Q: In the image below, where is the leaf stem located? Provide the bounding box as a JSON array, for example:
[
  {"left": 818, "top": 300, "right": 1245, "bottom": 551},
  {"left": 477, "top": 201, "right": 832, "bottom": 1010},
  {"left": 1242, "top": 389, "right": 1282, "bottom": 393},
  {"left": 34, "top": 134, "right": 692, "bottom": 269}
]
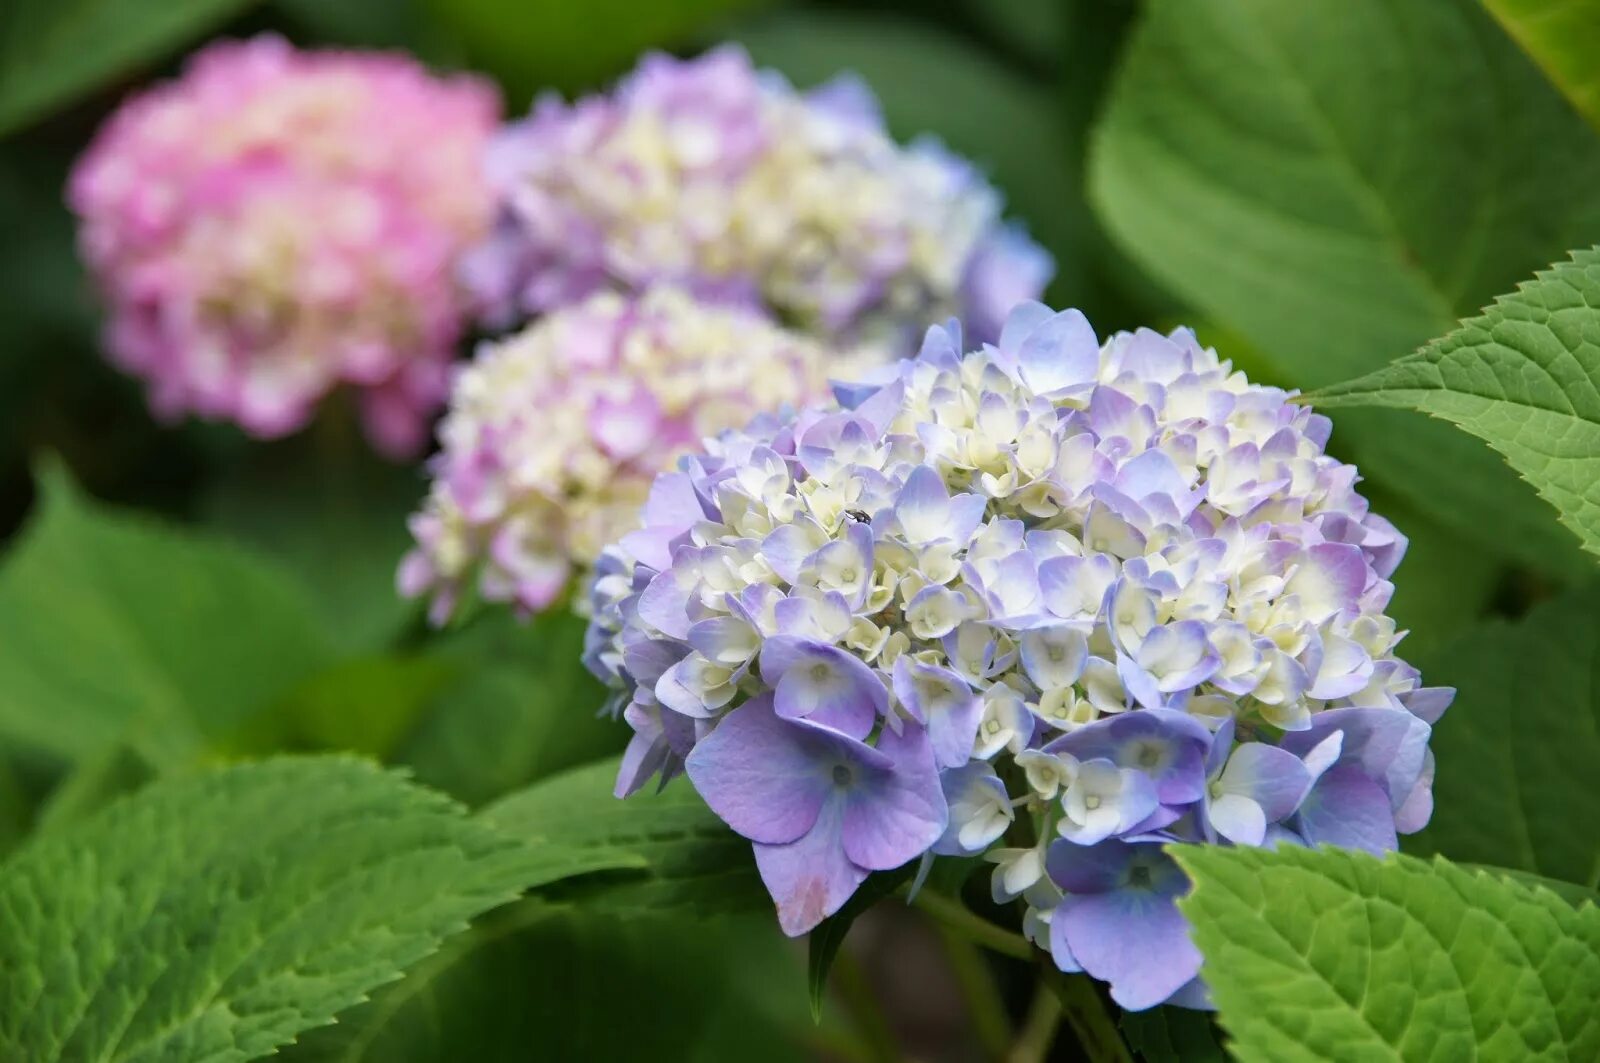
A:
[
  {"left": 909, "top": 889, "right": 1034, "bottom": 961},
  {"left": 934, "top": 924, "right": 1012, "bottom": 1058},
  {"left": 1043, "top": 967, "right": 1133, "bottom": 1063},
  {"left": 1007, "top": 982, "right": 1062, "bottom": 1063}
]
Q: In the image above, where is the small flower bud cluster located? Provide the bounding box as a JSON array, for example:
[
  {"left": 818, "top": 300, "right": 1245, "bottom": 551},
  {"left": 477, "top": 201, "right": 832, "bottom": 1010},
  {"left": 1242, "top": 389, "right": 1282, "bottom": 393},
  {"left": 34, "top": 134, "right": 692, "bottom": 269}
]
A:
[
  {"left": 584, "top": 303, "right": 1452, "bottom": 1010},
  {"left": 461, "top": 45, "right": 1051, "bottom": 359},
  {"left": 69, "top": 35, "right": 500, "bottom": 457},
  {"left": 401, "top": 287, "right": 831, "bottom": 621}
]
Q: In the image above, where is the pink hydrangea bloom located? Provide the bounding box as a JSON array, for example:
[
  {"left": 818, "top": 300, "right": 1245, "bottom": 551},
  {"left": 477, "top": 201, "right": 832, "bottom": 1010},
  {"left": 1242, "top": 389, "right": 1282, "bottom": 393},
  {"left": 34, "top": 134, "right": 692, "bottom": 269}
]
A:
[
  {"left": 399, "top": 286, "right": 832, "bottom": 622},
  {"left": 69, "top": 35, "right": 500, "bottom": 457}
]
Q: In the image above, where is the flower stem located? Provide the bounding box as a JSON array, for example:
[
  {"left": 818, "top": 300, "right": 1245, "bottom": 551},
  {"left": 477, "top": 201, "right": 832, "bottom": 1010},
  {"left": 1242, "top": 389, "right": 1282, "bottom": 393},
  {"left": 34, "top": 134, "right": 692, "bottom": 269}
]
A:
[
  {"left": 909, "top": 889, "right": 1033, "bottom": 961},
  {"left": 830, "top": 946, "right": 901, "bottom": 1063},
  {"left": 1007, "top": 982, "right": 1062, "bottom": 1063},
  {"left": 934, "top": 924, "right": 1012, "bottom": 1059},
  {"left": 1043, "top": 967, "right": 1133, "bottom": 1063}
]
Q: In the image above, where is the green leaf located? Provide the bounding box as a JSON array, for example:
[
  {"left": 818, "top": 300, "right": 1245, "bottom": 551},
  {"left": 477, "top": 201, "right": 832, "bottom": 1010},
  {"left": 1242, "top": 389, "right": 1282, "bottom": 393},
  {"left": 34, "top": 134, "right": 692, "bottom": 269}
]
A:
[
  {"left": 283, "top": 903, "right": 814, "bottom": 1063},
  {"left": 0, "top": 0, "right": 259, "bottom": 137},
  {"left": 481, "top": 756, "right": 768, "bottom": 915},
  {"left": 734, "top": 11, "right": 1089, "bottom": 308},
  {"left": 1315, "top": 247, "right": 1600, "bottom": 560},
  {"left": 1405, "top": 584, "right": 1600, "bottom": 890},
  {"left": 0, "top": 756, "right": 642, "bottom": 1063},
  {"left": 0, "top": 463, "right": 335, "bottom": 766},
  {"left": 424, "top": 0, "right": 770, "bottom": 101},
  {"left": 1120, "top": 1005, "right": 1225, "bottom": 1063},
  {"left": 806, "top": 865, "right": 916, "bottom": 1021},
  {"left": 232, "top": 653, "right": 462, "bottom": 760},
  {"left": 202, "top": 428, "right": 425, "bottom": 651},
  {"left": 396, "top": 611, "right": 620, "bottom": 805},
  {"left": 1089, "top": 0, "right": 1600, "bottom": 577},
  {"left": 1176, "top": 845, "right": 1600, "bottom": 1061},
  {"left": 1485, "top": 0, "right": 1600, "bottom": 132}
]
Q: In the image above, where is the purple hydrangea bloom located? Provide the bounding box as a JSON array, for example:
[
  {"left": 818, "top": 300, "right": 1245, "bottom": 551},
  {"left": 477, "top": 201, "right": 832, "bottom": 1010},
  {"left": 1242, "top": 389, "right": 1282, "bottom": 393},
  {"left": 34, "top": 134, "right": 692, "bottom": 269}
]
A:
[
  {"left": 461, "top": 45, "right": 1051, "bottom": 361},
  {"left": 1047, "top": 839, "right": 1203, "bottom": 1011},
  {"left": 686, "top": 694, "right": 946, "bottom": 934},
  {"left": 585, "top": 303, "right": 1452, "bottom": 1006}
]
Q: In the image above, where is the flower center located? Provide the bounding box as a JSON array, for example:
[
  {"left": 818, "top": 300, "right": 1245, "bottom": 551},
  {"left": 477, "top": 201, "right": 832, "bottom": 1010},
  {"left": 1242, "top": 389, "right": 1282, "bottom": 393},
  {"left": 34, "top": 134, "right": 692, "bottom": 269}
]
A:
[
  {"left": 1127, "top": 864, "right": 1153, "bottom": 889},
  {"left": 832, "top": 764, "right": 852, "bottom": 787},
  {"left": 811, "top": 663, "right": 831, "bottom": 682}
]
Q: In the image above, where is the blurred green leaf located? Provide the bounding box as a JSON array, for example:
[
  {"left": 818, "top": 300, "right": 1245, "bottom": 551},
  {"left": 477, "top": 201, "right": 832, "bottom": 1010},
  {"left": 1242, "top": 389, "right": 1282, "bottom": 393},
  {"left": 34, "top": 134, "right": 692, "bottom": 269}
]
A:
[
  {"left": 1485, "top": 0, "right": 1600, "bottom": 132},
  {"left": 396, "top": 610, "right": 621, "bottom": 805},
  {"left": 0, "top": 0, "right": 259, "bottom": 137},
  {"left": 482, "top": 756, "right": 769, "bottom": 915},
  {"left": 233, "top": 652, "right": 462, "bottom": 759},
  {"left": 1316, "top": 248, "right": 1600, "bottom": 561},
  {"left": 0, "top": 756, "right": 638, "bottom": 1063},
  {"left": 735, "top": 11, "right": 1088, "bottom": 308},
  {"left": 962, "top": 0, "right": 1064, "bottom": 70},
  {"left": 1090, "top": 0, "right": 1600, "bottom": 579},
  {"left": 424, "top": 0, "right": 769, "bottom": 102},
  {"left": 0, "top": 461, "right": 335, "bottom": 767},
  {"left": 1177, "top": 845, "right": 1600, "bottom": 1060},
  {"left": 285, "top": 903, "right": 814, "bottom": 1063},
  {"left": 202, "top": 423, "right": 424, "bottom": 651},
  {"left": 272, "top": 0, "right": 441, "bottom": 54},
  {"left": 1406, "top": 585, "right": 1600, "bottom": 890}
]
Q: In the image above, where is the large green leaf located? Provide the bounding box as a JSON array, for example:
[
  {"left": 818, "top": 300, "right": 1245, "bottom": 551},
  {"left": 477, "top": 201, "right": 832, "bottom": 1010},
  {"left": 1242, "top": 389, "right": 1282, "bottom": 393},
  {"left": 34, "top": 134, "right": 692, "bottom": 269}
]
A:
[
  {"left": 202, "top": 431, "right": 424, "bottom": 652},
  {"left": 1089, "top": 0, "right": 1600, "bottom": 576},
  {"left": 735, "top": 11, "right": 1088, "bottom": 309},
  {"left": 1316, "top": 248, "right": 1600, "bottom": 559},
  {"left": 0, "top": 756, "right": 642, "bottom": 1063},
  {"left": 482, "top": 757, "right": 767, "bottom": 916},
  {"left": 1406, "top": 585, "right": 1600, "bottom": 890},
  {"left": 284, "top": 903, "right": 814, "bottom": 1063},
  {"left": 395, "top": 610, "right": 620, "bottom": 805},
  {"left": 0, "top": 0, "right": 258, "bottom": 137},
  {"left": 1176, "top": 845, "right": 1600, "bottom": 1061},
  {"left": 0, "top": 464, "right": 335, "bottom": 766},
  {"left": 1485, "top": 0, "right": 1600, "bottom": 132}
]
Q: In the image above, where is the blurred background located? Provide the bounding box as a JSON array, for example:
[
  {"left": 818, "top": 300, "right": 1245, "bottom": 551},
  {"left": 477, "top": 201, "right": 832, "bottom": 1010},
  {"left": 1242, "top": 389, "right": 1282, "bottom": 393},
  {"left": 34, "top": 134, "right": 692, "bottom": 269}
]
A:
[{"left": 0, "top": 0, "right": 1589, "bottom": 1058}]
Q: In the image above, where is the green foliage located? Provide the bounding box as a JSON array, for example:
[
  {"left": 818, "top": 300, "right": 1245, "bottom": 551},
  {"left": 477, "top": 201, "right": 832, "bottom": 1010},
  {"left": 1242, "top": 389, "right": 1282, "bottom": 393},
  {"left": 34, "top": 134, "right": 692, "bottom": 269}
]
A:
[
  {"left": 1176, "top": 845, "right": 1600, "bottom": 1061},
  {"left": 202, "top": 431, "right": 425, "bottom": 652},
  {"left": 0, "top": 463, "right": 334, "bottom": 767},
  {"left": 1119, "top": 1006, "right": 1225, "bottom": 1063},
  {"left": 1316, "top": 247, "right": 1600, "bottom": 560},
  {"left": 806, "top": 865, "right": 916, "bottom": 1021},
  {"left": 424, "top": 0, "right": 770, "bottom": 102},
  {"left": 1090, "top": 0, "right": 1600, "bottom": 577},
  {"left": 0, "top": 756, "right": 641, "bottom": 1063},
  {"left": 1405, "top": 585, "right": 1600, "bottom": 890},
  {"left": 1486, "top": 0, "right": 1600, "bottom": 132},
  {"left": 0, "top": 0, "right": 258, "bottom": 137},
  {"left": 285, "top": 903, "right": 814, "bottom": 1063},
  {"left": 395, "top": 611, "right": 621, "bottom": 805},
  {"left": 482, "top": 757, "right": 767, "bottom": 915}
]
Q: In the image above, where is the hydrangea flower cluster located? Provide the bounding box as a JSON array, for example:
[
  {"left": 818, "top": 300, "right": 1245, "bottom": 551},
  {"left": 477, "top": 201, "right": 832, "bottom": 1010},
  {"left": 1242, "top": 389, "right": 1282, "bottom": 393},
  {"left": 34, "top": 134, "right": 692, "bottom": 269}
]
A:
[
  {"left": 584, "top": 303, "right": 1452, "bottom": 1010},
  {"left": 69, "top": 35, "right": 500, "bottom": 457},
  {"left": 461, "top": 45, "right": 1051, "bottom": 360},
  {"left": 401, "top": 286, "right": 831, "bottom": 622}
]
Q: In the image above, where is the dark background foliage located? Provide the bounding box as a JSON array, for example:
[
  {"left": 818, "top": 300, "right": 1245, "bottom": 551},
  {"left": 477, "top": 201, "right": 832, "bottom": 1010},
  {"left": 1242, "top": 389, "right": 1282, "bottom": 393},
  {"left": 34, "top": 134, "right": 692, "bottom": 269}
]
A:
[{"left": 2, "top": 0, "right": 1597, "bottom": 1059}]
